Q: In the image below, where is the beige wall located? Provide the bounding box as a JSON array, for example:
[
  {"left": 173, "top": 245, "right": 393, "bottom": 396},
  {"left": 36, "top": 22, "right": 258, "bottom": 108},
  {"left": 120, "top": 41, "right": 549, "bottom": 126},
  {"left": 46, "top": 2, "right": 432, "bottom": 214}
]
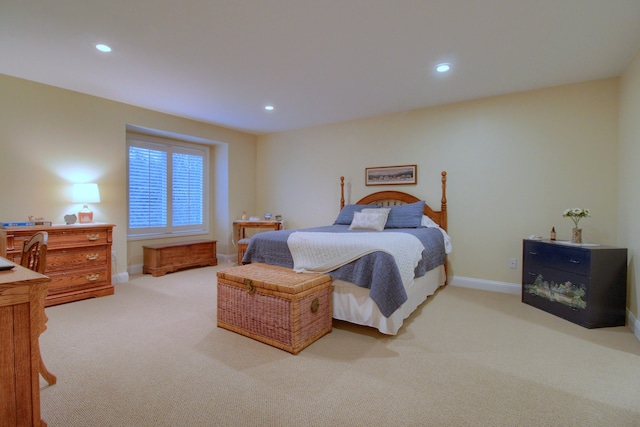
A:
[
  {"left": 619, "top": 48, "right": 640, "bottom": 321},
  {"left": 2, "top": 69, "right": 635, "bottom": 323},
  {"left": 0, "top": 74, "right": 257, "bottom": 276},
  {"left": 257, "top": 78, "right": 620, "bottom": 287}
]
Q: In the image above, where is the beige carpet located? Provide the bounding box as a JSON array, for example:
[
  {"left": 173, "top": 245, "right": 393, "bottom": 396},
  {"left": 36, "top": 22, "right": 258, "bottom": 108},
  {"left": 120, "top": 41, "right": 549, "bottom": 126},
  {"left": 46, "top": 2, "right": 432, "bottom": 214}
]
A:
[{"left": 39, "top": 263, "right": 640, "bottom": 426}]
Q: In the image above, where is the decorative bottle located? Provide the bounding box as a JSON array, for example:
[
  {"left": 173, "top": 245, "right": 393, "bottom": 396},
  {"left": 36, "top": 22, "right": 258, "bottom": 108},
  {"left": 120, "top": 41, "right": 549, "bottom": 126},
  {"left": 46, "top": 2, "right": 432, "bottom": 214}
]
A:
[
  {"left": 550, "top": 227, "right": 556, "bottom": 241},
  {"left": 242, "top": 211, "right": 247, "bottom": 220}
]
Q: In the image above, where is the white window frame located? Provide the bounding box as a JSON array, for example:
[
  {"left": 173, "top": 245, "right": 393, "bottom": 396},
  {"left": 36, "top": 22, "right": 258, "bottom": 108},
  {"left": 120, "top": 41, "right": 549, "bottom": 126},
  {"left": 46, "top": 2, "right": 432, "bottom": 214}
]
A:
[{"left": 127, "top": 133, "right": 210, "bottom": 240}]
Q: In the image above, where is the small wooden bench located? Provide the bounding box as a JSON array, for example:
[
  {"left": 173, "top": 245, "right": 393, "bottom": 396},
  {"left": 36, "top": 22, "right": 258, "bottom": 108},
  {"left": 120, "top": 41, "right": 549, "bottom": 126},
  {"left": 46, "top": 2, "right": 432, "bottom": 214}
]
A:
[{"left": 143, "top": 240, "right": 217, "bottom": 277}]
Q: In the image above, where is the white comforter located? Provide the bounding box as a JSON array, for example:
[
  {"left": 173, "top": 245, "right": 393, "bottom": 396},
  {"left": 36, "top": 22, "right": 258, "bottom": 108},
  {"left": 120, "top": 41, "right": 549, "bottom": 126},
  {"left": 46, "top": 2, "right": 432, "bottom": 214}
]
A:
[{"left": 287, "top": 231, "right": 425, "bottom": 287}]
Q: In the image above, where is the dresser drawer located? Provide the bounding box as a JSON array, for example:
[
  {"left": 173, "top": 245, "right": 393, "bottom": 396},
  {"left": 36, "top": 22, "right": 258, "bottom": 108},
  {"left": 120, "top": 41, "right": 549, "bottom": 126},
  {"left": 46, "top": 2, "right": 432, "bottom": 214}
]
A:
[
  {"left": 45, "top": 227, "right": 111, "bottom": 248},
  {"left": 523, "top": 264, "right": 588, "bottom": 307},
  {"left": 9, "top": 227, "right": 111, "bottom": 252},
  {"left": 523, "top": 241, "right": 589, "bottom": 276},
  {"left": 47, "top": 266, "right": 109, "bottom": 294},
  {"left": 46, "top": 246, "right": 108, "bottom": 272}
]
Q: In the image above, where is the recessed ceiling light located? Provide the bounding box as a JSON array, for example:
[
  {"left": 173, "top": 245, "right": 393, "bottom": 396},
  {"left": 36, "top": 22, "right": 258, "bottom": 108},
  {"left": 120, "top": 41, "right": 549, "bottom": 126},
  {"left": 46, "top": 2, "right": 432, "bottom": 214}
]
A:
[
  {"left": 436, "top": 63, "right": 450, "bottom": 73},
  {"left": 264, "top": 105, "right": 274, "bottom": 111},
  {"left": 96, "top": 44, "right": 112, "bottom": 53}
]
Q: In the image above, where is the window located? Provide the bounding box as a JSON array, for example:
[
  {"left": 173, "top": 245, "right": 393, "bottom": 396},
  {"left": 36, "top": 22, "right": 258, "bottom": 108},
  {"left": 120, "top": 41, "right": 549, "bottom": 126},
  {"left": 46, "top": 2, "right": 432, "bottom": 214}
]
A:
[{"left": 127, "top": 133, "right": 209, "bottom": 239}]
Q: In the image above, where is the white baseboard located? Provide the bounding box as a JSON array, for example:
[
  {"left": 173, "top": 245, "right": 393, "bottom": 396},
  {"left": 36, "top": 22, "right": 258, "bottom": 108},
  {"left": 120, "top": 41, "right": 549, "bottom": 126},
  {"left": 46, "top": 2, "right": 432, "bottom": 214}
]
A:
[
  {"left": 128, "top": 264, "right": 143, "bottom": 276},
  {"left": 112, "top": 272, "right": 130, "bottom": 284},
  {"left": 449, "top": 275, "right": 521, "bottom": 295},
  {"left": 217, "top": 253, "right": 235, "bottom": 264},
  {"left": 629, "top": 309, "right": 640, "bottom": 342}
]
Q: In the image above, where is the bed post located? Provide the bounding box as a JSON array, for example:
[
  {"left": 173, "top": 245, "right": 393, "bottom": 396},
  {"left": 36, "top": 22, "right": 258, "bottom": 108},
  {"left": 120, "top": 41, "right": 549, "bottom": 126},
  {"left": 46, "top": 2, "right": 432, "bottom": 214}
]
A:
[
  {"left": 441, "top": 171, "right": 447, "bottom": 231},
  {"left": 340, "top": 176, "right": 345, "bottom": 210}
]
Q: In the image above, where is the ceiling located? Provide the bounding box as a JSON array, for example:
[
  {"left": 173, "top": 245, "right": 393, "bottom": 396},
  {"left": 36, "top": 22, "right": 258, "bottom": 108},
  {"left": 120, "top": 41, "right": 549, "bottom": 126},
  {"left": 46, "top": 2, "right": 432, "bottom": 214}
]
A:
[{"left": 2, "top": 1, "right": 640, "bottom": 135}]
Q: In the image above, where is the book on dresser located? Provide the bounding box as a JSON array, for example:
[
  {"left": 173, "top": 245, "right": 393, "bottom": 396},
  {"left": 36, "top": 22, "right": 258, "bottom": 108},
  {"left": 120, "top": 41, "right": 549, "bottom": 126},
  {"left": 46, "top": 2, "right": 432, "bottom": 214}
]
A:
[{"left": 0, "top": 223, "right": 115, "bottom": 306}]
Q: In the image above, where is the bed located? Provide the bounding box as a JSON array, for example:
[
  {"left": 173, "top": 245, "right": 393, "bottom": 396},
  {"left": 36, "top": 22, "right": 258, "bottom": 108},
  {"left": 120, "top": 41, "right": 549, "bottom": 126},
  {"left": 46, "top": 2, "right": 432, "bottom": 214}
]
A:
[{"left": 242, "top": 171, "right": 450, "bottom": 335}]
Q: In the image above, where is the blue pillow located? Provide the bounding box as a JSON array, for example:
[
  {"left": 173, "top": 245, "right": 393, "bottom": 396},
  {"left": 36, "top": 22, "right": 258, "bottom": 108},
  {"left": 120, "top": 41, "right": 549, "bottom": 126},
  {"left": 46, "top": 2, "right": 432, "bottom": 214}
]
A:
[
  {"left": 334, "top": 204, "right": 380, "bottom": 225},
  {"left": 385, "top": 201, "right": 425, "bottom": 228}
]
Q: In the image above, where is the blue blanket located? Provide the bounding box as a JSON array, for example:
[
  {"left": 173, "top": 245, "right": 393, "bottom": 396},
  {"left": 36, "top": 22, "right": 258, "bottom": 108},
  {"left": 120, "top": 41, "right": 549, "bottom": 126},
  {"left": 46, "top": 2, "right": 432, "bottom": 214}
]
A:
[{"left": 242, "top": 225, "right": 445, "bottom": 317}]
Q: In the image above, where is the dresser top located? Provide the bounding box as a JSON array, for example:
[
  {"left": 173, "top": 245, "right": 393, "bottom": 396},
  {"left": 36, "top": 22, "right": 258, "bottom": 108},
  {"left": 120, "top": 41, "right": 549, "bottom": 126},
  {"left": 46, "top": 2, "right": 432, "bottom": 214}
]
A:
[
  {"left": 524, "top": 239, "right": 625, "bottom": 251},
  {"left": 0, "top": 223, "right": 115, "bottom": 233}
]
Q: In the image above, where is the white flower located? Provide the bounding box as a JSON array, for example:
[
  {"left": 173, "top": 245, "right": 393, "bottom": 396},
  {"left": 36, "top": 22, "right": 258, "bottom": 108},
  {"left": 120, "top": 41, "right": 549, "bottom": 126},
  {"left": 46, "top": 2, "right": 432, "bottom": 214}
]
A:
[{"left": 563, "top": 207, "right": 591, "bottom": 228}]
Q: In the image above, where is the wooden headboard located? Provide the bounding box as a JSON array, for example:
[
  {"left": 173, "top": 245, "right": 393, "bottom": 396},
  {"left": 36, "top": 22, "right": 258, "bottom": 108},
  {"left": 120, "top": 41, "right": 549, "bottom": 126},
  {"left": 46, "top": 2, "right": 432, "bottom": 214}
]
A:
[{"left": 339, "top": 171, "right": 448, "bottom": 231}]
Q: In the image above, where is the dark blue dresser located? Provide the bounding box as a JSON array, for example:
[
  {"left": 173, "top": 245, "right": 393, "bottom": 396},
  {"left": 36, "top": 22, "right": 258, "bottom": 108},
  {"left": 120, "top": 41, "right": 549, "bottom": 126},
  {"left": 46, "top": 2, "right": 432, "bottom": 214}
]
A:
[{"left": 522, "top": 239, "right": 627, "bottom": 328}]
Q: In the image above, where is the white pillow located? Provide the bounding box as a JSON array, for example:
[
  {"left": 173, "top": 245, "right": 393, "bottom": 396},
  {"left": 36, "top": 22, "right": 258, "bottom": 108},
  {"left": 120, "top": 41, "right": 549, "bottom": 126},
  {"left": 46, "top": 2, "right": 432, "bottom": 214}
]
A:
[
  {"left": 349, "top": 211, "right": 389, "bottom": 231},
  {"left": 362, "top": 208, "right": 390, "bottom": 227},
  {"left": 362, "top": 207, "right": 390, "bottom": 217},
  {"left": 421, "top": 215, "right": 439, "bottom": 228}
]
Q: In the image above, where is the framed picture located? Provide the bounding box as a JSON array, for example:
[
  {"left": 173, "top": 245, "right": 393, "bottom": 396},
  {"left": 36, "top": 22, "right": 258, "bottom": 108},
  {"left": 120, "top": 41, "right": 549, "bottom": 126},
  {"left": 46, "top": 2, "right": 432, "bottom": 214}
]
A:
[{"left": 365, "top": 164, "right": 417, "bottom": 186}]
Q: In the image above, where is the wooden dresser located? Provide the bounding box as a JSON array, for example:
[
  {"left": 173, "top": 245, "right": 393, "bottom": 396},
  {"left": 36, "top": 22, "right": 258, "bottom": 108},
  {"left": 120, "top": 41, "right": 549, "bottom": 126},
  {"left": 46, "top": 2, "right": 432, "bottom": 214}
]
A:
[
  {"left": 522, "top": 239, "right": 627, "bottom": 328},
  {"left": 0, "top": 223, "right": 115, "bottom": 306},
  {"left": 1, "top": 260, "right": 50, "bottom": 426}
]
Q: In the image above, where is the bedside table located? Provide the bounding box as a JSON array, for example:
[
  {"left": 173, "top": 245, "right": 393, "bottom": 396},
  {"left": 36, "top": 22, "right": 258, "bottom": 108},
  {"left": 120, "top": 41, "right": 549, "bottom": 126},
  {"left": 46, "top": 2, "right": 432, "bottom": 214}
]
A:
[
  {"left": 233, "top": 220, "right": 283, "bottom": 242},
  {"left": 522, "top": 239, "right": 627, "bottom": 328},
  {"left": 233, "top": 220, "right": 283, "bottom": 265}
]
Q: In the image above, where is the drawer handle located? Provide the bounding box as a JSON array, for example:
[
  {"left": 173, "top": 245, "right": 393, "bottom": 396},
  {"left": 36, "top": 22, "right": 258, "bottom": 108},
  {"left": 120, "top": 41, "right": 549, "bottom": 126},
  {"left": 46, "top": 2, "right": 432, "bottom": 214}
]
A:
[
  {"left": 569, "top": 259, "right": 581, "bottom": 264},
  {"left": 87, "top": 273, "right": 100, "bottom": 281},
  {"left": 528, "top": 251, "right": 538, "bottom": 256},
  {"left": 310, "top": 298, "right": 319, "bottom": 313},
  {"left": 87, "top": 233, "right": 100, "bottom": 241},
  {"left": 86, "top": 253, "right": 100, "bottom": 261}
]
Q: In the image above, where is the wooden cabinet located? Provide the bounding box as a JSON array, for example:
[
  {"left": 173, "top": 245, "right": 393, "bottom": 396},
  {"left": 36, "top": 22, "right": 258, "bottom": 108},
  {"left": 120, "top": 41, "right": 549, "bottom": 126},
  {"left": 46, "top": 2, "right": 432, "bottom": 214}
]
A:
[
  {"left": 143, "top": 239, "right": 217, "bottom": 277},
  {"left": 0, "top": 261, "right": 50, "bottom": 426},
  {"left": 522, "top": 239, "right": 627, "bottom": 328},
  {"left": 0, "top": 224, "right": 115, "bottom": 306}
]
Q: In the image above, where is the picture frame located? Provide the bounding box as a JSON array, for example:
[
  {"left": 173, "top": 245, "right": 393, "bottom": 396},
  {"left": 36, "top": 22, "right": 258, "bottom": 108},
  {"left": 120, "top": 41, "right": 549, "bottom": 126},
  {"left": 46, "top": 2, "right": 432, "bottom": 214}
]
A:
[{"left": 365, "top": 164, "right": 417, "bottom": 186}]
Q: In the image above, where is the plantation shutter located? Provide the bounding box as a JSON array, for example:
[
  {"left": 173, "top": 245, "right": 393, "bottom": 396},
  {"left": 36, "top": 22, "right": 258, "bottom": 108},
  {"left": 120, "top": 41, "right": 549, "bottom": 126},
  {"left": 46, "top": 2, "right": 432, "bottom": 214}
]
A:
[
  {"left": 127, "top": 134, "right": 209, "bottom": 238},
  {"left": 172, "top": 149, "right": 204, "bottom": 227},
  {"left": 128, "top": 145, "right": 168, "bottom": 229}
]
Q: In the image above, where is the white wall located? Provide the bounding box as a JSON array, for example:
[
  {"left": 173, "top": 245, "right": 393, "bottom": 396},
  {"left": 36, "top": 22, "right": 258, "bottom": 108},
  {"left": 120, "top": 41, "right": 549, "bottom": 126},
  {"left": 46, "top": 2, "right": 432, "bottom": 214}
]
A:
[
  {"left": 256, "top": 78, "right": 620, "bottom": 286},
  {"left": 619, "top": 47, "right": 640, "bottom": 322},
  {"left": 0, "top": 74, "right": 257, "bottom": 276}
]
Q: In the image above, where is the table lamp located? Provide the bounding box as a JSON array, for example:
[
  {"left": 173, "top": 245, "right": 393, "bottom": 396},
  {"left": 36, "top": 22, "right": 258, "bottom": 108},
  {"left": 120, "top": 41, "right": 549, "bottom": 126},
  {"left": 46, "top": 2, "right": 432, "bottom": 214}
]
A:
[{"left": 72, "top": 183, "right": 101, "bottom": 223}]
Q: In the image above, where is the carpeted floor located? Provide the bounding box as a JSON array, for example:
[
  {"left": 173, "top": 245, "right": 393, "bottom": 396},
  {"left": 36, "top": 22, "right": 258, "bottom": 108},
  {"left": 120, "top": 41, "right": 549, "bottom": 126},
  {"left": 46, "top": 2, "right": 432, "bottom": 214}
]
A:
[{"left": 39, "top": 263, "right": 640, "bottom": 426}]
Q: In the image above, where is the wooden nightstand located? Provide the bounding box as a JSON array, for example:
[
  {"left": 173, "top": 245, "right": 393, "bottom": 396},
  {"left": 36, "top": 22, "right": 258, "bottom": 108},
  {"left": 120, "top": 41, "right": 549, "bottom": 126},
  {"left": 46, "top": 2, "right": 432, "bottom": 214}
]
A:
[
  {"left": 233, "top": 220, "right": 283, "bottom": 265},
  {"left": 233, "top": 220, "right": 283, "bottom": 242},
  {"left": 522, "top": 239, "right": 627, "bottom": 328}
]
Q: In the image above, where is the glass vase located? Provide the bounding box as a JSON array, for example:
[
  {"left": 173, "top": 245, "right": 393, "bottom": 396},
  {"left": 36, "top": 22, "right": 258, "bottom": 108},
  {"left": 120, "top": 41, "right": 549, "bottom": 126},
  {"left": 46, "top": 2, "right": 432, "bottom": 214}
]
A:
[{"left": 571, "top": 227, "right": 582, "bottom": 244}]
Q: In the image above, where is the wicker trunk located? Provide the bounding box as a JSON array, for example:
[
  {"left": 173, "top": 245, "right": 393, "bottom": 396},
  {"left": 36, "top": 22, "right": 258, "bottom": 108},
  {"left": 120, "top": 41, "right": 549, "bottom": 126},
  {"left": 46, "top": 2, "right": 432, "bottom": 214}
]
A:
[{"left": 216, "top": 263, "right": 333, "bottom": 354}]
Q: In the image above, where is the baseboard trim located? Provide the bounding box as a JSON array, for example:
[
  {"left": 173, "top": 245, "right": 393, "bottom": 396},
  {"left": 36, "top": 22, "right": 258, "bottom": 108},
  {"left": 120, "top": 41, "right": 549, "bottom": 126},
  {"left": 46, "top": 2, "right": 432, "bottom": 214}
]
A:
[
  {"left": 217, "top": 253, "right": 234, "bottom": 264},
  {"left": 449, "top": 275, "right": 521, "bottom": 295},
  {"left": 128, "top": 264, "right": 143, "bottom": 276},
  {"left": 112, "top": 272, "right": 130, "bottom": 284},
  {"left": 628, "top": 309, "right": 640, "bottom": 342}
]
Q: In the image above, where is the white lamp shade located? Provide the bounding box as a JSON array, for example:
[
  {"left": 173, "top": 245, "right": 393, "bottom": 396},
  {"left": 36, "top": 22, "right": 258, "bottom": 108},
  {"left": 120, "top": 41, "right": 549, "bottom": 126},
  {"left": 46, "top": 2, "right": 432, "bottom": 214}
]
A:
[{"left": 72, "top": 183, "right": 101, "bottom": 203}]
